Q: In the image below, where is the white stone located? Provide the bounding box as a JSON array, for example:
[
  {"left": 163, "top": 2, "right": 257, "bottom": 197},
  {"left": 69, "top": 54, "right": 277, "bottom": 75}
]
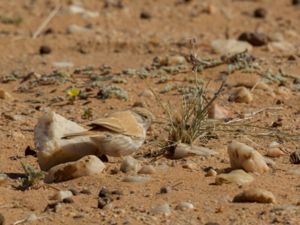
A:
[
  {"left": 215, "top": 169, "right": 254, "bottom": 185},
  {"left": 35, "top": 111, "right": 98, "bottom": 171},
  {"left": 44, "top": 155, "right": 105, "bottom": 183},
  {"left": 51, "top": 190, "right": 73, "bottom": 202},
  {"left": 211, "top": 39, "right": 253, "bottom": 55},
  {"left": 228, "top": 141, "right": 269, "bottom": 174},
  {"left": 150, "top": 203, "right": 171, "bottom": 216},
  {"left": 172, "top": 143, "right": 217, "bottom": 159},
  {"left": 175, "top": 202, "right": 194, "bottom": 211},
  {"left": 120, "top": 156, "right": 141, "bottom": 173},
  {"left": 138, "top": 165, "right": 156, "bottom": 174}
]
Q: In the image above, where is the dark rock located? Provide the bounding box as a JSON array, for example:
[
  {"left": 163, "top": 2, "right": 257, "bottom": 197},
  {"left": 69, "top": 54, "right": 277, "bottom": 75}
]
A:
[
  {"left": 63, "top": 197, "right": 74, "bottom": 204},
  {"left": 160, "top": 186, "right": 172, "bottom": 194},
  {"left": 39, "top": 45, "right": 52, "bottom": 55},
  {"left": 140, "top": 11, "right": 152, "bottom": 19},
  {"left": 24, "top": 146, "right": 37, "bottom": 157},
  {"left": 292, "top": 0, "right": 300, "bottom": 5},
  {"left": 253, "top": 8, "right": 267, "bottom": 18},
  {"left": 238, "top": 32, "right": 269, "bottom": 46},
  {"left": 290, "top": 151, "right": 300, "bottom": 164}
]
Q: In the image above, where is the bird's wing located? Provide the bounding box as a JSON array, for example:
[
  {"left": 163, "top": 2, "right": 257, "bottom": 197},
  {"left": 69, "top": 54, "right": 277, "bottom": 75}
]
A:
[
  {"left": 90, "top": 111, "right": 145, "bottom": 138},
  {"left": 62, "top": 130, "right": 108, "bottom": 139}
]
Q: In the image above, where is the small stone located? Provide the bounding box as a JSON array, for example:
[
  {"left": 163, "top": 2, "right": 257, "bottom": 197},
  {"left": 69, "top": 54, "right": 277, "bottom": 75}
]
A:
[
  {"left": 253, "top": 8, "right": 267, "bottom": 18},
  {"left": 0, "top": 89, "right": 13, "bottom": 100},
  {"left": 120, "top": 156, "right": 141, "bottom": 173},
  {"left": 67, "top": 24, "right": 91, "bottom": 33},
  {"left": 233, "top": 188, "right": 276, "bottom": 203},
  {"left": 208, "top": 103, "right": 231, "bottom": 120},
  {"left": 39, "top": 45, "right": 52, "bottom": 55},
  {"left": 167, "top": 55, "right": 186, "bottom": 66},
  {"left": 290, "top": 151, "right": 300, "bottom": 164},
  {"left": 138, "top": 89, "right": 155, "bottom": 99},
  {"left": 215, "top": 169, "right": 254, "bottom": 185},
  {"left": 172, "top": 143, "right": 217, "bottom": 159},
  {"left": 269, "top": 42, "right": 295, "bottom": 54},
  {"left": 99, "top": 187, "right": 111, "bottom": 198},
  {"left": 266, "top": 148, "right": 285, "bottom": 158},
  {"left": 98, "top": 198, "right": 112, "bottom": 209},
  {"left": 51, "top": 190, "right": 73, "bottom": 202},
  {"left": 44, "top": 155, "right": 105, "bottom": 183},
  {"left": 205, "top": 168, "right": 217, "bottom": 177},
  {"left": 160, "top": 186, "right": 172, "bottom": 194},
  {"left": 0, "top": 174, "right": 8, "bottom": 185},
  {"left": 138, "top": 165, "right": 156, "bottom": 174},
  {"left": 122, "top": 176, "right": 150, "bottom": 183},
  {"left": 228, "top": 141, "right": 269, "bottom": 174},
  {"left": 238, "top": 32, "right": 269, "bottom": 46},
  {"left": 140, "top": 11, "right": 151, "bottom": 19},
  {"left": 211, "top": 39, "right": 252, "bottom": 55},
  {"left": 292, "top": 0, "right": 300, "bottom": 5},
  {"left": 150, "top": 203, "right": 171, "bottom": 216},
  {"left": 175, "top": 202, "right": 194, "bottom": 211},
  {"left": 229, "top": 87, "right": 253, "bottom": 104}
]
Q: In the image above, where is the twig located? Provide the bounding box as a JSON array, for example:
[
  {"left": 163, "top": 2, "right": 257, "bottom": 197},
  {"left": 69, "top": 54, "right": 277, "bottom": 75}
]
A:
[{"left": 32, "top": 4, "right": 61, "bottom": 39}]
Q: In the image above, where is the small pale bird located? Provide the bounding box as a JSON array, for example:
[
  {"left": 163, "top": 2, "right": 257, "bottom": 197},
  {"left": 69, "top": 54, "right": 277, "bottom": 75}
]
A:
[{"left": 63, "top": 107, "right": 154, "bottom": 157}]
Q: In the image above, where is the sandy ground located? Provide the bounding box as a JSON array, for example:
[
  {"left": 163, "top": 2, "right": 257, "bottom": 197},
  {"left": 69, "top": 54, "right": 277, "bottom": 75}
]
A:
[{"left": 1, "top": 0, "right": 300, "bottom": 224}]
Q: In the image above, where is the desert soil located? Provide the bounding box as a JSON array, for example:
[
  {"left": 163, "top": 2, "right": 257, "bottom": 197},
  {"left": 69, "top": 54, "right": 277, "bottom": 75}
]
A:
[{"left": 1, "top": 0, "right": 300, "bottom": 224}]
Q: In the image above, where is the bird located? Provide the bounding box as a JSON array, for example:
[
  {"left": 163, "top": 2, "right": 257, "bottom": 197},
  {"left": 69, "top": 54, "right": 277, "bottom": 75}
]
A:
[{"left": 62, "top": 107, "right": 154, "bottom": 157}]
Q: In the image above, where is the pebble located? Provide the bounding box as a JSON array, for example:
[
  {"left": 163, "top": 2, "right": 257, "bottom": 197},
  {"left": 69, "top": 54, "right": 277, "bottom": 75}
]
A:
[
  {"left": 229, "top": 87, "right": 253, "bottom": 104},
  {"left": 233, "top": 188, "right": 276, "bottom": 203},
  {"left": 167, "top": 55, "right": 186, "bottom": 66},
  {"left": 205, "top": 168, "right": 217, "bottom": 177},
  {"left": 290, "top": 151, "right": 300, "bottom": 164},
  {"left": 160, "top": 186, "right": 172, "bottom": 194},
  {"left": 0, "top": 89, "right": 13, "bottom": 100},
  {"left": 211, "top": 39, "right": 252, "bottom": 55},
  {"left": 150, "top": 203, "right": 171, "bottom": 216},
  {"left": 238, "top": 32, "right": 269, "bottom": 46},
  {"left": 120, "top": 156, "right": 141, "bottom": 173},
  {"left": 172, "top": 143, "right": 217, "bottom": 159},
  {"left": 0, "top": 174, "right": 8, "bottom": 185},
  {"left": 39, "top": 45, "right": 52, "bottom": 55},
  {"left": 140, "top": 11, "right": 152, "bottom": 19},
  {"left": 228, "top": 141, "right": 269, "bottom": 174},
  {"left": 122, "top": 176, "right": 151, "bottom": 183},
  {"left": 215, "top": 169, "right": 254, "bottom": 185},
  {"left": 253, "top": 8, "right": 267, "bottom": 18},
  {"left": 175, "top": 202, "right": 194, "bottom": 211},
  {"left": 138, "top": 165, "right": 156, "bottom": 174},
  {"left": 44, "top": 155, "right": 105, "bottom": 183},
  {"left": 208, "top": 103, "right": 231, "bottom": 120},
  {"left": 67, "top": 24, "right": 91, "bottom": 34},
  {"left": 138, "top": 89, "right": 155, "bottom": 99},
  {"left": 266, "top": 148, "right": 285, "bottom": 158},
  {"left": 51, "top": 190, "right": 73, "bottom": 202}
]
